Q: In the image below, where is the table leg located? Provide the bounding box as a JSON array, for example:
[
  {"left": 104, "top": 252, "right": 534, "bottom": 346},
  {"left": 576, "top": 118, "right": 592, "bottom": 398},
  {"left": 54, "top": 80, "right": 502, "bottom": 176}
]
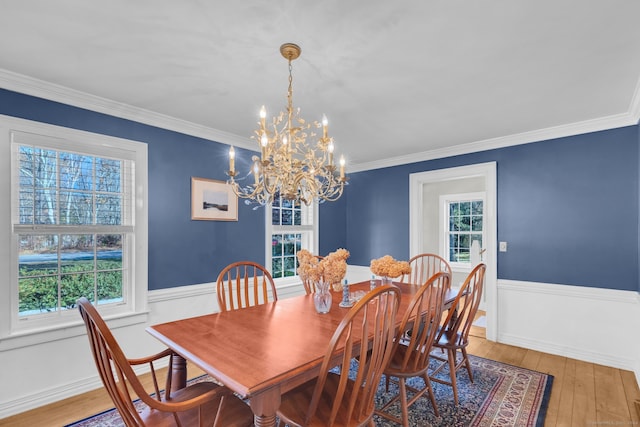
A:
[
  {"left": 249, "top": 386, "right": 281, "bottom": 427},
  {"left": 170, "top": 354, "right": 187, "bottom": 392},
  {"left": 448, "top": 307, "right": 459, "bottom": 329}
]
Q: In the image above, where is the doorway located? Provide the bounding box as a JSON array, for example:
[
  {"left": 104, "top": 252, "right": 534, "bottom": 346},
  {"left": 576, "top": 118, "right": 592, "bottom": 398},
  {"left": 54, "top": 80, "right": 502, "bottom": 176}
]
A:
[{"left": 409, "top": 162, "right": 497, "bottom": 341}]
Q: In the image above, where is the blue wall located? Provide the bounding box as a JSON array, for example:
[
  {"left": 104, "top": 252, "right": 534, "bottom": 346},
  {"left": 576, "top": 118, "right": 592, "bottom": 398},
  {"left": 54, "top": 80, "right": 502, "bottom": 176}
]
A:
[
  {"left": 344, "top": 126, "right": 640, "bottom": 291},
  {"left": 0, "top": 89, "right": 264, "bottom": 290},
  {"left": 3, "top": 89, "right": 639, "bottom": 291}
]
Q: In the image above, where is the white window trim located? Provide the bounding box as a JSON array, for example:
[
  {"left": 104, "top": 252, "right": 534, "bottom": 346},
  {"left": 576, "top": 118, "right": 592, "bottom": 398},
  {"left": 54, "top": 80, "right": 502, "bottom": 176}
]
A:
[
  {"left": 265, "top": 200, "right": 319, "bottom": 287},
  {"left": 439, "top": 191, "right": 485, "bottom": 272},
  {"left": 0, "top": 115, "right": 148, "bottom": 351}
]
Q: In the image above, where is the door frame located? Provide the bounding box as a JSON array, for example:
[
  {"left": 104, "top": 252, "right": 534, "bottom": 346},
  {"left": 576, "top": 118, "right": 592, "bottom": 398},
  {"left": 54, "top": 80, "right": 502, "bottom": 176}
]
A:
[{"left": 409, "top": 162, "right": 497, "bottom": 341}]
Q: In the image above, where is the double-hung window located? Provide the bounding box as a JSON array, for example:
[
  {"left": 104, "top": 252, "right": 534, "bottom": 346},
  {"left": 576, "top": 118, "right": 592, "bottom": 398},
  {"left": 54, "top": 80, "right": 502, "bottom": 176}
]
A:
[
  {"left": 441, "top": 192, "right": 484, "bottom": 268},
  {"left": 266, "top": 194, "right": 317, "bottom": 282},
  {"left": 2, "top": 119, "right": 148, "bottom": 348}
]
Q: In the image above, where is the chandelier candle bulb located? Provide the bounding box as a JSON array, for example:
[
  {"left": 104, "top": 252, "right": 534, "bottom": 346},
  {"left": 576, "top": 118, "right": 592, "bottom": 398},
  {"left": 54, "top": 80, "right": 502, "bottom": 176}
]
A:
[
  {"left": 229, "top": 146, "right": 235, "bottom": 173},
  {"left": 260, "top": 133, "right": 268, "bottom": 160},
  {"left": 340, "top": 155, "right": 345, "bottom": 179},
  {"left": 322, "top": 114, "right": 328, "bottom": 139},
  {"left": 259, "top": 105, "right": 266, "bottom": 128},
  {"left": 328, "top": 140, "right": 334, "bottom": 165},
  {"left": 253, "top": 162, "right": 260, "bottom": 185}
]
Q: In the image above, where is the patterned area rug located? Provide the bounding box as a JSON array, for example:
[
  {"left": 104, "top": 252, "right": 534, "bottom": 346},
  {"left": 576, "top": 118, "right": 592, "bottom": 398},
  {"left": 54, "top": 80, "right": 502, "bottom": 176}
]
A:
[{"left": 66, "top": 355, "right": 552, "bottom": 427}]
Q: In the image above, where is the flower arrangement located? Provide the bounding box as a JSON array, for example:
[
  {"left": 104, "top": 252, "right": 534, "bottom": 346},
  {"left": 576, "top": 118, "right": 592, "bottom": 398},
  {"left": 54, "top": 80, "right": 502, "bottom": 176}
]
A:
[
  {"left": 297, "top": 248, "right": 350, "bottom": 291},
  {"left": 370, "top": 255, "right": 411, "bottom": 278}
]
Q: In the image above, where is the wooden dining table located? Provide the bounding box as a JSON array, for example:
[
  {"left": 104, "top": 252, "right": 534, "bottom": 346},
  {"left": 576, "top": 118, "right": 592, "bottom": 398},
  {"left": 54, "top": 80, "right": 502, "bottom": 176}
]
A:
[{"left": 147, "top": 280, "right": 457, "bottom": 427}]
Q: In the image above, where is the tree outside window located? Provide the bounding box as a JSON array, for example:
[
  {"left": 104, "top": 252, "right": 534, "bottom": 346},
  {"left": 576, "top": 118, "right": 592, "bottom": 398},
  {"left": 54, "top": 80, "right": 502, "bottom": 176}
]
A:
[
  {"left": 268, "top": 193, "right": 315, "bottom": 279},
  {"left": 16, "top": 145, "right": 129, "bottom": 316},
  {"left": 446, "top": 199, "right": 483, "bottom": 264}
]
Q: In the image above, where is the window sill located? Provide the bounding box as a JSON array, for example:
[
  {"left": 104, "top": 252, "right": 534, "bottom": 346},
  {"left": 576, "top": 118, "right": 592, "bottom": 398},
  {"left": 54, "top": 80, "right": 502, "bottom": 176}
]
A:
[
  {"left": 0, "top": 310, "right": 149, "bottom": 352},
  {"left": 450, "top": 263, "right": 473, "bottom": 273}
]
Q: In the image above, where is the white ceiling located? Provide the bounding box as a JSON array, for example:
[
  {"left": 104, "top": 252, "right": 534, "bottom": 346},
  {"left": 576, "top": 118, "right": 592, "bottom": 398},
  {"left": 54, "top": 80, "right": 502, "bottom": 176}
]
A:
[{"left": 1, "top": 1, "right": 640, "bottom": 170}]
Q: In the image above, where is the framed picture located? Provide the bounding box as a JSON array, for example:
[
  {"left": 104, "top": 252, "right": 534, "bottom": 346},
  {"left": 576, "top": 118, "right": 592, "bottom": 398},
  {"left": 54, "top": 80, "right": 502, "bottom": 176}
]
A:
[{"left": 191, "top": 177, "right": 238, "bottom": 221}]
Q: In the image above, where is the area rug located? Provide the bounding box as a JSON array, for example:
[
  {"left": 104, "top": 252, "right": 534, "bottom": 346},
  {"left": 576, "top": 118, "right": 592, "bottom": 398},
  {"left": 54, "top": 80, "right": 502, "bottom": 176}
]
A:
[{"left": 66, "top": 355, "right": 552, "bottom": 427}]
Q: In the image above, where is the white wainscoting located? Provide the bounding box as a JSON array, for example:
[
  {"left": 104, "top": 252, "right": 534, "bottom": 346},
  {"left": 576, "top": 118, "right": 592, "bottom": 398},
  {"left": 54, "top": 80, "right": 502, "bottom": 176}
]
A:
[
  {"left": 0, "top": 280, "right": 305, "bottom": 419},
  {"left": 497, "top": 279, "right": 640, "bottom": 384}
]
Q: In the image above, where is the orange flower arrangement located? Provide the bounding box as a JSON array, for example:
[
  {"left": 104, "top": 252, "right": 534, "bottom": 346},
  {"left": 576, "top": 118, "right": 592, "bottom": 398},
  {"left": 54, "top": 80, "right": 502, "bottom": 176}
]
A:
[
  {"left": 370, "top": 255, "right": 411, "bottom": 278},
  {"left": 297, "top": 248, "right": 350, "bottom": 291}
]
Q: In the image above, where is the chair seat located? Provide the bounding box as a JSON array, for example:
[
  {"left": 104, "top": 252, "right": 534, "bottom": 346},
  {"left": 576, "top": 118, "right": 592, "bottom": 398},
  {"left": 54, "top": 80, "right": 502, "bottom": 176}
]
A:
[
  {"left": 278, "top": 373, "right": 372, "bottom": 427},
  {"left": 141, "top": 382, "right": 254, "bottom": 426},
  {"left": 385, "top": 343, "right": 429, "bottom": 378},
  {"left": 434, "top": 328, "right": 463, "bottom": 349}
]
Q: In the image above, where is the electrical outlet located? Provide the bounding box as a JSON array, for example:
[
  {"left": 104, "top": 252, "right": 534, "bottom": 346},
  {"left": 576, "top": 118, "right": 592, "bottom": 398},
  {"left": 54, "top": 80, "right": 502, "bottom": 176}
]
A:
[{"left": 499, "top": 241, "right": 508, "bottom": 252}]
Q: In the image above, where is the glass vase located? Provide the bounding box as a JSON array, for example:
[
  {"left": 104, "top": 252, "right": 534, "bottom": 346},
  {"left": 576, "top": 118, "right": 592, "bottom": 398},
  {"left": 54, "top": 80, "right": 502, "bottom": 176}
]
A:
[
  {"left": 313, "top": 280, "right": 332, "bottom": 314},
  {"left": 381, "top": 276, "right": 393, "bottom": 286}
]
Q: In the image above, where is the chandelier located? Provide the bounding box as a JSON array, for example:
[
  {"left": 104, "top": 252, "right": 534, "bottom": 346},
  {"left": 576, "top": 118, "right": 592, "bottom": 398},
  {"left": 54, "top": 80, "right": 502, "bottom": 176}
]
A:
[{"left": 226, "top": 43, "right": 347, "bottom": 206}]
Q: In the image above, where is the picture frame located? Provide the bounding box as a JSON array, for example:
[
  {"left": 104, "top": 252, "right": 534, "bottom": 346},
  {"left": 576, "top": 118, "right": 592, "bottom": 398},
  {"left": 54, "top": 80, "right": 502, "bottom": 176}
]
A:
[{"left": 191, "top": 177, "right": 238, "bottom": 221}]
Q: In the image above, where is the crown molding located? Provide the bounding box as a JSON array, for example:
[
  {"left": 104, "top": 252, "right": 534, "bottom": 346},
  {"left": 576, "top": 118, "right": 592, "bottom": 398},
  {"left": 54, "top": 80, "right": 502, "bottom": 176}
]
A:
[
  {"left": 0, "top": 68, "right": 254, "bottom": 150},
  {"left": 2, "top": 68, "right": 638, "bottom": 173},
  {"left": 350, "top": 111, "right": 638, "bottom": 173},
  {"left": 629, "top": 76, "right": 640, "bottom": 124}
]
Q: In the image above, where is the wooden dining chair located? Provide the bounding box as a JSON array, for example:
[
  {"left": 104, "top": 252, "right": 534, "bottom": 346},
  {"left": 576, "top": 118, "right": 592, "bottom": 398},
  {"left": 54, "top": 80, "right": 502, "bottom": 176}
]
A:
[
  {"left": 401, "top": 253, "right": 452, "bottom": 289},
  {"left": 76, "top": 297, "right": 254, "bottom": 427},
  {"left": 375, "top": 271, "right": 450, "bottom": 426},
  {"left": 429, "top": 263, "right": 486, "bottom": 405},
  {"left": 276, "top": 285, "right": 401, "bottom": 427},
  {"left": 216, "top": 261, "right": 277, "bottom": 312}
]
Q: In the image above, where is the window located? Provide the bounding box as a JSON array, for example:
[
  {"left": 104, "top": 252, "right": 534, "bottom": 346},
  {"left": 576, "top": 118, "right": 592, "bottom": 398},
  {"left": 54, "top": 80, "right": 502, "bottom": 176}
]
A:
[
  {"left": 2, "top": 120, "right": 148, "bottom": 347},
  {"left": 266, "top": 194, "right": 317, "bottom": 281},
  {"left": 442, "top": 193, "right": 484, "bottom": 266}
]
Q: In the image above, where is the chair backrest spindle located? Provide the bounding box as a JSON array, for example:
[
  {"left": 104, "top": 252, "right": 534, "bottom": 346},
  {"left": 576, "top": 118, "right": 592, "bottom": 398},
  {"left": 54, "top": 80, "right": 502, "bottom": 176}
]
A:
[
  {"left": 216, "top": 261, "right": 277, "bottom": 312},
  {"left": 402, "top": 253, "right": 452, "bottom": 290}
]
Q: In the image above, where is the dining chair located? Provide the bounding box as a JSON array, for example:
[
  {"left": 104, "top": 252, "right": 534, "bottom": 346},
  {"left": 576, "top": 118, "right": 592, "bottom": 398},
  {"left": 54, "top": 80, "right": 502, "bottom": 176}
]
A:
[
  {"left": 216, "top": 261, "right": 277, "bottom": 312},
  {"left": 76, "top": 297, "right": 254, "bottom": 427},
  {"left": 401, "top": 253, "right": 451, "bottom": 289},
  {"left": 276, "top": 285, "right": 401, "bottom": 427},
  {"left": 375, "top": 271, "right": 450, "bottom": 426},
  {"left": 429, "top": 263, "right": 486, "bottom": 405}
]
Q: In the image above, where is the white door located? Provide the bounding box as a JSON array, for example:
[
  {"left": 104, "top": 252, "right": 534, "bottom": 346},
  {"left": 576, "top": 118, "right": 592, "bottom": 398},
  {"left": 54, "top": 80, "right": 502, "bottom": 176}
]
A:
[{"left": 409, "top": 162, "right": 497, "bottom": 341}]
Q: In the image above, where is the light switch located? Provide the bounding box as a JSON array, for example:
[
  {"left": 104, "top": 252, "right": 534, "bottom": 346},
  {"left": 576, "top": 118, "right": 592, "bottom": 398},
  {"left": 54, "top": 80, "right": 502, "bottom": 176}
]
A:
[{"left": 499, "top": 241, "right": 508, "bottom": 252}]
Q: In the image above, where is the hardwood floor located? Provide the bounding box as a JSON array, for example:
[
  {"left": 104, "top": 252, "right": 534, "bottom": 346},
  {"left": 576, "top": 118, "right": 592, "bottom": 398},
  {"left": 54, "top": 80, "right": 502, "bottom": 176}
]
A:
[{"left": 1, "top": 322, "right": 639, "bottom": 426}]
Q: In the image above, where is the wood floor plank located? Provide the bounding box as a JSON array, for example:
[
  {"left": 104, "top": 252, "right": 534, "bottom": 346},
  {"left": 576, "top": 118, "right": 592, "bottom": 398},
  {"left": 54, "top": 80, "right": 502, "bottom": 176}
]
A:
[
  {"left": 498, "top": 343, "right": 528, "bottom": 367},
  {"left": 572, "top": 359, "right": 597, "bottom": 427},
  {"left": 519, "top": 348, "right": 543, "bottom": 372},
  {"left": 467, "top": 335, "right": 494, "bottom": 358},
  {"left": 620, "top": 369, "right": 640, "bottom": 424},
  {"left": 594, "top": 364, "right": 632, "bottom": 423},
  {"left": 555, "top": 357, "right": 576, "bottom": 427}
]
